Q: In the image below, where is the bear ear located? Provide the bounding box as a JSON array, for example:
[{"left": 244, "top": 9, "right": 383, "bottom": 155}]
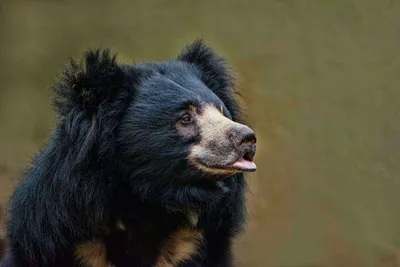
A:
[
  {"left": 177, "top": 40, "right": 242, "bottom": 121},
  {"left": 53, "top": 48, "right": 125, "bottom": 116}
]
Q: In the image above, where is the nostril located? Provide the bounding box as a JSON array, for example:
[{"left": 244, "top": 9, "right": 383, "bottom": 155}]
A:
[{"left": 241, "top": 132, "right": 257, "bottom": 145}]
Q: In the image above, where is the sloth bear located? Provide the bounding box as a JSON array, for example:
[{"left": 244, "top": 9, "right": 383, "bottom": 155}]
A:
[{"left": 1, "top": 40, "right": 257, "bottom": 267}]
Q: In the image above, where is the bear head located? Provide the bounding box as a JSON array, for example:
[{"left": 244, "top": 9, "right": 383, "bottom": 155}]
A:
[{"left": 53, "top": 40, "right": 257, "bottom": 210}]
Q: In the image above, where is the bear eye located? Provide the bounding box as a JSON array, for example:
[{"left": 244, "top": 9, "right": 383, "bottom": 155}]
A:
[{"left": 180, "top": 114, "right": 193, "bottom": 124}]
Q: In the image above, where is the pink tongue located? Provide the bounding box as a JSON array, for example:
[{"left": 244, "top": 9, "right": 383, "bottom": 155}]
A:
[{"left": 231, "top": 157, "right": 257, "bottom": 170}]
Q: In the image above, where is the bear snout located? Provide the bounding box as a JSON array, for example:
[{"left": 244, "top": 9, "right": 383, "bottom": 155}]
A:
[{"left": 188, "top": 105, "right": 257, "bottom": 175}]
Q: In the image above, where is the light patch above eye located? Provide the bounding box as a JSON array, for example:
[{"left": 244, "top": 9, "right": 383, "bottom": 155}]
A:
[{"left": 188, "top": 104, "right": 197, "bottom": 113}]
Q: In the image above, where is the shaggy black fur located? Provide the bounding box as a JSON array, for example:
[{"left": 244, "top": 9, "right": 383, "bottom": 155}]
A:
[{"left": 1, "top": 40, "right": 252, "bottom": 267}]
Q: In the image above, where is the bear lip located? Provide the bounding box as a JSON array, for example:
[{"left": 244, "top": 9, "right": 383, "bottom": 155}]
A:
[
  {"left": 229, "top": 157, "right": 257, "bottom": 172},
  {"left": 226, "top": 149, "right": 256, "bottom": 172},
  {"left": 195, "top": 152, "right": 257, "bottom": 174}
]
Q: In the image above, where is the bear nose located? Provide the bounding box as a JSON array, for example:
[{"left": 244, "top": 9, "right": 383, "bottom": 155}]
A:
[{"left": 229, "top": 125, "right": 257, "bottom": 148}]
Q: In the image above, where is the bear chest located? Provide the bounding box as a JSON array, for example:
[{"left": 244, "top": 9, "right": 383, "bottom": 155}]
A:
[{"left": 73, "top": 221, "right": 203, "bottom": 267}]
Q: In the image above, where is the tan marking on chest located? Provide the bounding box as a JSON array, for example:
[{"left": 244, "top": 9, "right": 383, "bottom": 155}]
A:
[
  {"left": 155, "top": 228, "right": 203, "bottom": 267},
  {"left": 74, "top": 240, "right": 114, "bottom": 267}
]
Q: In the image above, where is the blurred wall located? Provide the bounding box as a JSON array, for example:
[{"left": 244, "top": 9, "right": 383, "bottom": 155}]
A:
[{"left": 1, "top": 1, "right": 400, "bottom": 266}]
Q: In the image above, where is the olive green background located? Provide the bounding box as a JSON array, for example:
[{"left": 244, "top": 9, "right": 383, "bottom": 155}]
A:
[{"left": 1, "top": 1, "right": 400, "bottom": 266}]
